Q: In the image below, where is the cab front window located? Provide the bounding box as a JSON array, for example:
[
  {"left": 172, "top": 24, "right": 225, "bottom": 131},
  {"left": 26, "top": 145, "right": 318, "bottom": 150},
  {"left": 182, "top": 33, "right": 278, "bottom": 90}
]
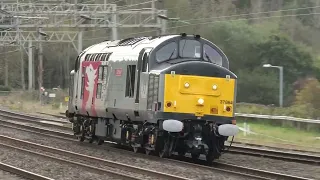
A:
[
  {"left": 203, "top": 44, "right": 223, "bottom": 66},
  {"left": 179, "top": 39, "right": 201, "bottom": 58}
]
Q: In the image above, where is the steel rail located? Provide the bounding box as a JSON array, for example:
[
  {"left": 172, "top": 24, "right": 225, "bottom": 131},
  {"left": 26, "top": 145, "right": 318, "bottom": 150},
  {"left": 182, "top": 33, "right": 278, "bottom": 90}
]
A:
[
  {"left": 210, "top": 162, "right": 312, "bottom": 180},
  {"left": 0, "top": 119, "right": 314, "bottom": 180},
  {"left": 226, "top": 141, "right": 320, "bottom": 155},
  {"left": 0, "top": 110, "right": 317, "bottom": 180},
  {"left": 28, "top": 111, "right": 320, "bottom": 155},
  {"left": 0, "top": 119, "right": 74, "bottom": 139},
  {"left": 0, "top": 142, "right": 140, "bottom": 180},
  {"left": 228, "top": 145, "right": 320, "bottom": 165},
  {"left": 0, "top": 162, "right": 54, "bottom": 180},
  {"left": 2, "top": 110, "right": 319, "bottom": 166},
  {"left": 36, "top": 112, "right": 65, "bottom": 119},
  {"left": 0, "top": 111, "right": 70, "bottom": 130},
  {"left": 0, "top": 118, "right": 314, "bottom": 180},
  {"left": 0, "top": 135, "right": 190, "bottom": 180},
  {"left": 0, "top": 109, "right": 66, "bottom": 123}
]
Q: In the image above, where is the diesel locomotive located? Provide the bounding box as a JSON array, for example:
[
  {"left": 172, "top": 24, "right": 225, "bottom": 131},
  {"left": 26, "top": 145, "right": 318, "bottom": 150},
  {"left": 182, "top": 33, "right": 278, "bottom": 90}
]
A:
[{"left": 66, "top": 33, "right": 239, "bottom": 163}]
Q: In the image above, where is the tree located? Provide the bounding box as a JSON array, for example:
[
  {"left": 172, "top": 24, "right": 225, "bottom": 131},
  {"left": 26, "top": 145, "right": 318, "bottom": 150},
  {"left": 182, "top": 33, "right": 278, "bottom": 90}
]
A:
[
  {"left": 257, "top": 34, "right": 315, "bottom": 84},
  {"left": 206, "top": 21, "right": 265, "bottom": 72},
  {"left": 293, "top": 77, "right": 320, "bottom": 118},
  {"left": 237, "top": 69, "right": 279, "bottom": 105},
  {"left": 204, "top": 21, "right": 318, "bottom": 105}
]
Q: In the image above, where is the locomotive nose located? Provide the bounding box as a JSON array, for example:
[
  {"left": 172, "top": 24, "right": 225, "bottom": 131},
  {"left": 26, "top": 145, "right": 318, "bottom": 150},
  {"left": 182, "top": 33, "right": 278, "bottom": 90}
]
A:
[{"left": 161, "top": 61, "right": 237, "bottom": 122}]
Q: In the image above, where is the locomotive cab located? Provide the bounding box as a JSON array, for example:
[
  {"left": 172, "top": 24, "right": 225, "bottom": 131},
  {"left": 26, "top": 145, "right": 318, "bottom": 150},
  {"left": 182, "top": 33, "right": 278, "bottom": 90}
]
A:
[{"left": 145, "top": 34, "right": 239, "bottom": 161}]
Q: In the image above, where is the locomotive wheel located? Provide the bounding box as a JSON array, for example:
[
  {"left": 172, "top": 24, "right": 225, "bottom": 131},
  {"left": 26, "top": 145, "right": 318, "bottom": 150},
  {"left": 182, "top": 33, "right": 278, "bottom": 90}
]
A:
[
  {"left": 133, "top": 147, "right": 139, "bottom": 153},
  {"left": 79, "top": 136, "right": 85, "bottom": 142},
  {"left": 156, "top": 138, "right": 168, "bottom": 158},
  {"left": 178, "top": 151, "right": 186, "bottom": 156},
  {"left": 97, "top": 139, "right": 104, "bottom": 145},
  {"left": 158, "top": 137, "right": 174, "bottom": 158},
  {"left": 191, "top": 153, "right": 200, "bottom": 160},
  {"left": 206, "top": 153, "right": 214, "bottom": 165},
  {"left": 145, "top": 149, "right": 151, "bottom": 155},
  {"left": 159, "top": 149, "right": 168, "bottom": 158}
]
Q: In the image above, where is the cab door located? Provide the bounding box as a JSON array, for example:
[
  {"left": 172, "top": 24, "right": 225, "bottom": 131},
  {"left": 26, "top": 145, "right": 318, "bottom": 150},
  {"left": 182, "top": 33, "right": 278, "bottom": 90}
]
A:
[{"left": 135, "top": 48, "right": 152, "bottom": 113}]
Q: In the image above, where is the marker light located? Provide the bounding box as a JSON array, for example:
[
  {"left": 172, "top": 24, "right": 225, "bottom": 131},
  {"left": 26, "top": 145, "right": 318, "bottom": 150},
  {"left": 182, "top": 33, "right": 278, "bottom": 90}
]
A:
[
  {"left": 198, "top": 98, "right": 204, "bottom": 105},
  {"left": 212, "top": 84, "right": 218, "bottom": 90},
  {"left": 184, "top": 82, "right": 190, "bottom": 88}
]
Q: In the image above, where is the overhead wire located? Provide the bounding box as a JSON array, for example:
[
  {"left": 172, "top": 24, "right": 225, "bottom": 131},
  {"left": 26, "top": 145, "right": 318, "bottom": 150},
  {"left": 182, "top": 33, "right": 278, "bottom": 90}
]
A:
[
  {"left": 2, "top": 6, "right": 320, "bottom": 54},
  {"left": 80, "top": 4, "right": 320, "bottom": 35},
  {"left": 2, "top": 2, "right": 320, "bottom": 54},
  {"left": 82, "top": 10, "right": 320, "bottom": 41},
  {"left": 173, "top": 4, "right": 320, "bottom": 23},
  {"left": 4, "top": 0, "right": 314, "bottom": 34}
]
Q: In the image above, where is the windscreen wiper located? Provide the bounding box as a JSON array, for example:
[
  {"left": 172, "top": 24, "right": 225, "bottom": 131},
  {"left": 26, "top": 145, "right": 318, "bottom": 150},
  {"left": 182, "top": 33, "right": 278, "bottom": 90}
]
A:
[
  {"left": 204, "top": 52, "right": 211, "bottom": 62},
  {"left": 163, "top": 49, "right": 176, "bottom": 64},
  {"left": 168, "top": 49, "right": 176, "bottom": 60}
]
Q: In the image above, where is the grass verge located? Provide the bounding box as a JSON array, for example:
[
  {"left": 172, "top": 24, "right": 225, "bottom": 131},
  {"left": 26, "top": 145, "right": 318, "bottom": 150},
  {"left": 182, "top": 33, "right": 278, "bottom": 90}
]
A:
[{"left": 233, "top": 120, "right": 320, "bottom": 152}]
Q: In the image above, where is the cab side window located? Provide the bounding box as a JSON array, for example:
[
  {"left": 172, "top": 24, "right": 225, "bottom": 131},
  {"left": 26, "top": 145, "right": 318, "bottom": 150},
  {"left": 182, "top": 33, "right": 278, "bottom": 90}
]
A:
[{"left": 125, "top": 65, "right": 136, "bottom": 98}]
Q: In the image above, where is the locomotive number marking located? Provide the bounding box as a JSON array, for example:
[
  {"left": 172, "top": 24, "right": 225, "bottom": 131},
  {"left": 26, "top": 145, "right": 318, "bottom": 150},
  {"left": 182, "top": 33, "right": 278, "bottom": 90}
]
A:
[{"left": 220, "top": 100, "right": 233, "bottom": 104}]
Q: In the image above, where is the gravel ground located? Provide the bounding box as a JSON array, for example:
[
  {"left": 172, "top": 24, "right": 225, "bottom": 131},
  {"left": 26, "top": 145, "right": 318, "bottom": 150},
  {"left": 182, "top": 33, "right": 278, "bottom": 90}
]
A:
[
  {"left": 0, "top": 126, "right": 250, "bottom": 180},
  {"left": 0, "top": 146, "right": 121, "bottom": 180},
  {"left": 218, "top": 153, "right": 320, "bottom": 179},
  {"left": 0, "top": 169, "right": 27, "bottom": 180},
  {"left": 2, "top": 141, "right": 161, "bottom": 180}
]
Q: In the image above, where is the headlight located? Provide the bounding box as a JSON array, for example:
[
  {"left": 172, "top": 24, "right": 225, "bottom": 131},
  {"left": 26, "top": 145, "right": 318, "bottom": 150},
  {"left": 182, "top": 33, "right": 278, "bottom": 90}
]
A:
[
  {"left": 198, "top": 98, "right": 204, "bottom": 105},
  {"left": 212, "top": 84, "right": 218, "bottom": 90}
]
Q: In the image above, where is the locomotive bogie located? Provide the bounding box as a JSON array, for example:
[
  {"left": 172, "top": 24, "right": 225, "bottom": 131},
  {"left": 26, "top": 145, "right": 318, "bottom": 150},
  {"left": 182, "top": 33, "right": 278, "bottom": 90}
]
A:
[{"left": 67, "top": 34, "right": 239, "bottom": 163}]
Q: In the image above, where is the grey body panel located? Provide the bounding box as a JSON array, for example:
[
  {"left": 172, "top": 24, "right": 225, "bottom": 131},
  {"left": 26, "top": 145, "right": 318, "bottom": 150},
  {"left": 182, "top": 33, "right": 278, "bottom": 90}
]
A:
[{"left": 95, "top": 118, "right": 122, "bottom": 140}]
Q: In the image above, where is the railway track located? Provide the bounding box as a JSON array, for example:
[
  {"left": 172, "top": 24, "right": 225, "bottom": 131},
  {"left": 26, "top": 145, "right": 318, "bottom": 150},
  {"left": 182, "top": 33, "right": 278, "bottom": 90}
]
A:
[
  {"left": 0, "top": 115, "right": 317, "bottom": 180},
  {"left": 36, "top": 112, "right": 320, "bottom": 155},
  {"left": 0, "top": 109, "right": 70, "bottom": 131},
  {"left": 2, "top": 109, "right": 319, "bottom": 165},
  {"left": 0, "top": 135, "right": 190, "bottom": 180},
  {"left": 227, "top": 145, "right": 320, "bottom": 165},
  {"left": 0, "top": 162, "right": 54, "bottom": 180},
  {"left": 37, "top": 112, "right": 65, "bottom": 119}
]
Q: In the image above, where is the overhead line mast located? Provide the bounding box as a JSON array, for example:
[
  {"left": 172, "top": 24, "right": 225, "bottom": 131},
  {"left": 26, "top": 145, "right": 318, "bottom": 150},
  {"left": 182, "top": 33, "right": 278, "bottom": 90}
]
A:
[{"left": 0, "top": 0, "right": 167, "bottom": 91}]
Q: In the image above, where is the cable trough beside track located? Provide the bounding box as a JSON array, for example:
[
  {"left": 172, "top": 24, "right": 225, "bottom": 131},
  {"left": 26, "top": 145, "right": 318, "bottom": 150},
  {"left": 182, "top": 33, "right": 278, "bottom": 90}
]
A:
[
  {"left": 0, "top": 135, "right": 190, "bottom": 180},
  {"left": 0, "top": 109, "right": 319, "bottom": 179},
  {"left": 0, "top": 162, "right": 54, "bottom": 180}
]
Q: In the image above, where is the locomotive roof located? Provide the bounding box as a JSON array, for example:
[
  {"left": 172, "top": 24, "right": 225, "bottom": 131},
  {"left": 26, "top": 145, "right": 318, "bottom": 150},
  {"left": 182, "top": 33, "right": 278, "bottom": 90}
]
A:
[{"left": 82, "top": 35, "right": 180, "bottom": 62}]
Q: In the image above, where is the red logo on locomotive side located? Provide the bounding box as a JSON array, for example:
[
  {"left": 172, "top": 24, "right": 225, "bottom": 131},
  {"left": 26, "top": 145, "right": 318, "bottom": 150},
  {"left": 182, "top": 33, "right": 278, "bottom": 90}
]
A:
[
  {"left": 115, "top": 68, "right": 122, "bottom": 76},
  {"left": 81, "top": 61, "right": 102, "bottom": 116}
]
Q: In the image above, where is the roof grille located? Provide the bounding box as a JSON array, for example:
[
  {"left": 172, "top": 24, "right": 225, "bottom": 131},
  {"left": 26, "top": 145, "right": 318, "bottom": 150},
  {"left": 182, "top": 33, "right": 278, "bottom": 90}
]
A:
[
  {"left": 84, "top": 53, "right": 112, "bottom": 61},
  {"left": 117, "top": 37, "right": 147, "bottom": 46}
]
